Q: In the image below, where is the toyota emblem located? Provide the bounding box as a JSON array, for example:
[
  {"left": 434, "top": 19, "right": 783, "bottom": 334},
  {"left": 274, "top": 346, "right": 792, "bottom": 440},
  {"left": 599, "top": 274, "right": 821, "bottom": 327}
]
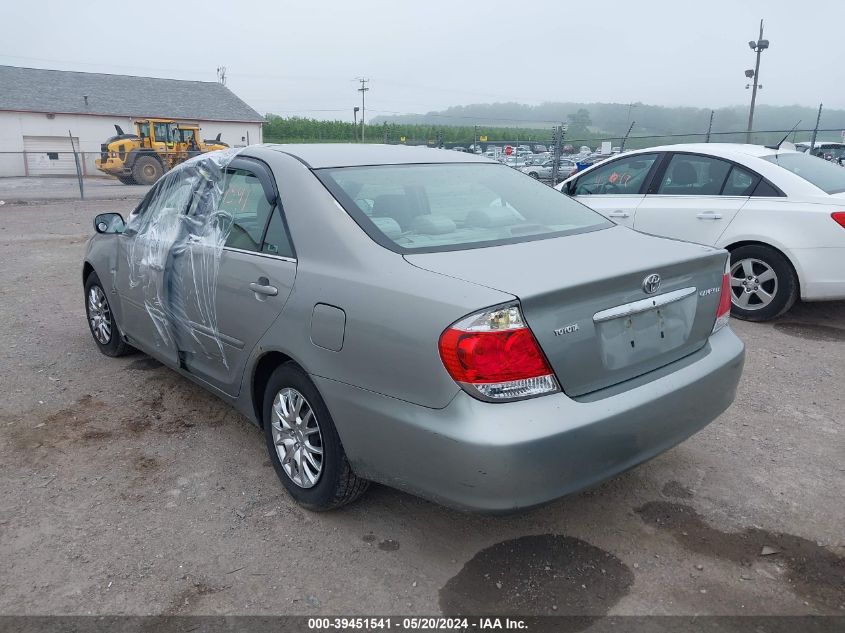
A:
[{"left": 642, "top": 273, "right": 661, "bottom": 294}]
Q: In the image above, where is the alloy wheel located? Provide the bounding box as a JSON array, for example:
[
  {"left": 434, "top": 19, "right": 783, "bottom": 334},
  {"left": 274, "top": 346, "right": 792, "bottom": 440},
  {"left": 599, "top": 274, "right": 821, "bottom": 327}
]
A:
[
  {"left": 730, "top": 257, "right": 778, "bottom": 310},
  {"left": 270, "top": 388, "right": 324, "bottom": 488},
  {"left": 88, "top": 286, "right": 112, "bottom": 344}
]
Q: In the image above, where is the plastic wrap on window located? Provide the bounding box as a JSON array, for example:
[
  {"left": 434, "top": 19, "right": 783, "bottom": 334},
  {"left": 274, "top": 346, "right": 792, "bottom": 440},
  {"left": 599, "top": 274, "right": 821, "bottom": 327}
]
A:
[{"left": 124, "top": 148, "right": 242, "bottom": 367}]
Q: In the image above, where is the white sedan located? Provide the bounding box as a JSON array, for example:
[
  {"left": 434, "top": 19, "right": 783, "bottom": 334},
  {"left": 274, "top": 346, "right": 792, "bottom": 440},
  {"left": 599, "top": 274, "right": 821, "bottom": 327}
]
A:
[{"left": 556, "top": 143, "right": 845, "bottom": 321}]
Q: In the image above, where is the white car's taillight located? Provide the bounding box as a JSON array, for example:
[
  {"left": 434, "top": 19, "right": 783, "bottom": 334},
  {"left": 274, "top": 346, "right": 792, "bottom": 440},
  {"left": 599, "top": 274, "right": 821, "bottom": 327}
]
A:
[
  {"left": 713, "top": 257, "right": 732, "bottom": 333},
  {"left": 438, "top": 304, "right": 560, "bottom": 402}
]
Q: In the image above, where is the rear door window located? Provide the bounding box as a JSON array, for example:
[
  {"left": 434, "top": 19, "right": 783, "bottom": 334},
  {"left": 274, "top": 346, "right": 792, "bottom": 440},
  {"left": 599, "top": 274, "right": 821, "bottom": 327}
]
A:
[
  {"left": 721, "top": 165, "right": 758, "bottom": 196},
  {"left": 656, "top": 154, "right": 731, "bottom": 196},
  {"left": 218, "top": 168, "right": 276, "bottom": 252}
]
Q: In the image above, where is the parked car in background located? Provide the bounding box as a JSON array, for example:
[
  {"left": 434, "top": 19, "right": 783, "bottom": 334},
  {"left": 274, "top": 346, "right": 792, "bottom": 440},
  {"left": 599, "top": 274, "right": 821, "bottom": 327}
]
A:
[
  {"left": 794, "top": 141, "right": 845, "bottom": 164},
  {"left": 83, "top": 144, "right": 743, "bottom": 512},
  {"left": 451, "top": 146, "right": 467, "bottom": 152},
  {"left": 557, "top": 143, "right": 845, "bottom": 320},
  {"left": 521, "top": 158, "right": 577, "bottom": 180}
]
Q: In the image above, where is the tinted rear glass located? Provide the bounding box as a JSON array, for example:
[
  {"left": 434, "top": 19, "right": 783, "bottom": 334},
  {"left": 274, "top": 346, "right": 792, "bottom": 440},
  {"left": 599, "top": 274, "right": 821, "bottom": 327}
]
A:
[
  {"left": 317, "top": 163, "right": 610, "bottom": 253},
  {"left": 762, "top": 152, "right": 845, "bottom": 194}
]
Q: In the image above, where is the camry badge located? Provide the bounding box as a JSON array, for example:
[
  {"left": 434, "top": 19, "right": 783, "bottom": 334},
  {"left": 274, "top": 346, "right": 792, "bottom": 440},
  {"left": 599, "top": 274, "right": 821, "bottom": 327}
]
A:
[{"left": 642, "top": 273, "right": 661, "bottom": 294}]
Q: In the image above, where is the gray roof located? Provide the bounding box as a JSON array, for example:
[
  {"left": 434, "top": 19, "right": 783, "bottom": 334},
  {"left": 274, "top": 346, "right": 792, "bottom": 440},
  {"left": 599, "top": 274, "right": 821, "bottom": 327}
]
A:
[
  {"left": 260, "top": 143, "right": 493, "bottom": 168},
  {"left": 0, "top": 65, "right": 264, "bottom": 123}
]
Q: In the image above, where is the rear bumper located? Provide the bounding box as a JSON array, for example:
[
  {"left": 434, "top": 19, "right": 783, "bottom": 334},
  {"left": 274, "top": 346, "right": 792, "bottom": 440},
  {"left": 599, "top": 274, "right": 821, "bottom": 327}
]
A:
[
  {"left": 314, "top": 327, "right": 745, "bottom": 512},
  {"left": 789, "top": 247, "right": 845, "bottom": 301}
]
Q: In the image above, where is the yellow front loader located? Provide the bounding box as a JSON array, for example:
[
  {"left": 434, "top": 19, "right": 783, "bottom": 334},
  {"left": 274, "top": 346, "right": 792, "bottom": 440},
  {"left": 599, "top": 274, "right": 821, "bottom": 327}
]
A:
[{"left": 95, "top": 119, "right": 229, "bottom": 185}]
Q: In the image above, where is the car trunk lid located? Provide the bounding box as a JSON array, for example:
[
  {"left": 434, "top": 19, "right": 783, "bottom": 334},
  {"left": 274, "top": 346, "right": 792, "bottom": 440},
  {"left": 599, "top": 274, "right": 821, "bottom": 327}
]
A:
[{"left": 406, "top": 226, "right": 727, "bottom": 396}]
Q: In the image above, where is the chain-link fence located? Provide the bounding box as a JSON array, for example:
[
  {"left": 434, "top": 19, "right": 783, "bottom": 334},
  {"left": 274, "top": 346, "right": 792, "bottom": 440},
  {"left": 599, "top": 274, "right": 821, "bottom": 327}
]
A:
[{"left": 3, "top": 126, "right": 844, "bottom": 198}]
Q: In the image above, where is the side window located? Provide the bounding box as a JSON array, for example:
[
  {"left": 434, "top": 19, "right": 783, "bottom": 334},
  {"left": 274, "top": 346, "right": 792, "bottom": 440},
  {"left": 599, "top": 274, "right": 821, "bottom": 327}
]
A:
[
  {"left": 220, "top": 168, "right": 276, "bottom": 252},
  {"left": 751, "top": 179, "right": 781, "bottom": 197},
  {"left": 262, "top": 209, "right": 295, "bottom": 258},
  {"left": 137, "top": 122, "right": 150, "bottom": 139},
  {"left": 572, "top": 153, "right": 658, "bottom": 195},
  {"left": 657, "top": 155, "right": 731, "bottom": 196},
  {"left": 721, "top": 165, "right": 758, "bottom": 196}
]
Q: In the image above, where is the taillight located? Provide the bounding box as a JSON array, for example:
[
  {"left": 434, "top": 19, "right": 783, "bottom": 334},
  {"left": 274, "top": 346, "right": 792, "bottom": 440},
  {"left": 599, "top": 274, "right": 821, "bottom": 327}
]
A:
[
  {"left": 438, "top": 304, "right": 560, "bottom": 402},
  {"left": 832, "top": 212, "right": 845, "bottom": 229},
  {"left": 713, "top": 258, "right": 732, "bottom": 333}
]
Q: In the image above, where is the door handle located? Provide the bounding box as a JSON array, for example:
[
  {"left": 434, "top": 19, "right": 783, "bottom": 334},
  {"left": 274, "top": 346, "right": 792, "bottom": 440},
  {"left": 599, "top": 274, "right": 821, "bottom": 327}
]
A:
[
  {"left": 696, "top": 212, "right": 723, "bottom": 220},
  {"left": 249, "top": 277, "right": 278, "bottom": 297},
  {"left": 607, "top": 210, "right": 630, "bottom": 218}
]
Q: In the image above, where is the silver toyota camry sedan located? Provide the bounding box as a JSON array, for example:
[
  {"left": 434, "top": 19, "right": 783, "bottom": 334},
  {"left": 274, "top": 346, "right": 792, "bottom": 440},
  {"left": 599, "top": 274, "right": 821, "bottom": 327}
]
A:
[{"left": 83, "top": 144, "right": 745, "bottom": 512}]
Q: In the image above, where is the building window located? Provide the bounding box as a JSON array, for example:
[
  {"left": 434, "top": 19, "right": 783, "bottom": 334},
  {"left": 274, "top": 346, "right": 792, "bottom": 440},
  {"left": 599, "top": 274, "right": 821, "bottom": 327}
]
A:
[{"left": 46, "top": 153, "right": 59, "bottom": 160}]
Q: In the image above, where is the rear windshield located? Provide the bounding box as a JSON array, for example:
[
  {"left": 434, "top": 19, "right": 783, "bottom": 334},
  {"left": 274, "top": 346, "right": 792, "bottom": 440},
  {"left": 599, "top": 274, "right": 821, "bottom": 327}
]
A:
[
  {"left": 762, "top": 152, "right": 845, "bottom": 194},
  {"left": 317, "top": 163, "right": 610, "bottom": 253}
]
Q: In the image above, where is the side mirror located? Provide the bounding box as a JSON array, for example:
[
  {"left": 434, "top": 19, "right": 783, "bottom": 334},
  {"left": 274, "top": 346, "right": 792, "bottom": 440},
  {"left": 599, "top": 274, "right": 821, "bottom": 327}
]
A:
[{"left": 94, "top": 213, "right": 125, "bottom": 234}]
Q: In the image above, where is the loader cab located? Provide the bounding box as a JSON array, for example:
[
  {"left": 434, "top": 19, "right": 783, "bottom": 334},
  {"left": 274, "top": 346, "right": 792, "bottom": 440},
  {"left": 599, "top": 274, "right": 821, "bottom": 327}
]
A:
[{"left": 135, "top": 119, "right": 178, "bottom": 148}]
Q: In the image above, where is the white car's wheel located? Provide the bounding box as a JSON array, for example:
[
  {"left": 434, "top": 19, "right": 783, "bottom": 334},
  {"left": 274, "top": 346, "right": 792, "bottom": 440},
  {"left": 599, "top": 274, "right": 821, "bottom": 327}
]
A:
[{"left": 729, "top": 245, "right": 798, "bottom": 321}]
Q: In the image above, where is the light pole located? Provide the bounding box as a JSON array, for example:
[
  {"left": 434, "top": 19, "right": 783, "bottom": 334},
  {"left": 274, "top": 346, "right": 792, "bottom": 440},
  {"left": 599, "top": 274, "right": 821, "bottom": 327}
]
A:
[{"left": 745, "top": 19, "right": 769, "bottom": 144}]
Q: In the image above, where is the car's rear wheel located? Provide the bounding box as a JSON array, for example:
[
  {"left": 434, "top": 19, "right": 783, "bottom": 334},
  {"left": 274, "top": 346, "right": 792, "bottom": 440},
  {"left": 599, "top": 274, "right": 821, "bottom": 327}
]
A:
[
  {"left": 263, "top": 363, "right": 369, "bottom": 510},
  {"left": 728, "top": 244, "right": 798, "bottom": 321},
  {"left": 117, "top": 175, "right": 136, "bottom": 185},
  {"left": 528, "top": 172, "right": 539, "bottom": 179},
  {"left": 84, "top": 271, "right": 132, "bottom": 356}
]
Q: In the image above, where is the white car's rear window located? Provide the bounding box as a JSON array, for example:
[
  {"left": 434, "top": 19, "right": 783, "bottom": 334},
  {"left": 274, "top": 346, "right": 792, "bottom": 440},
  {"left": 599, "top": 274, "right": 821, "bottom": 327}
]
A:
[
  {"left": 317, "top": 163, "right": 610, "bottom": 253},
  {"left": 763, "top": 152, "right": 845, "bottom": 194}
]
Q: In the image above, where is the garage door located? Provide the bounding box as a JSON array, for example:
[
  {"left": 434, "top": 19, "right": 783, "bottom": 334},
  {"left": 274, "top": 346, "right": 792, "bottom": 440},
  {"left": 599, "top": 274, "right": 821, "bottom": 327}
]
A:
[{"left": 23, "top": 136, "right": 80, "bottom": 176}]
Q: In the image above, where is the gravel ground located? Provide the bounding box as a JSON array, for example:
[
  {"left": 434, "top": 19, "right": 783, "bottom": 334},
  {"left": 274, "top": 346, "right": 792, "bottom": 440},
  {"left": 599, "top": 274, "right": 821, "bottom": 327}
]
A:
[
  {"left": 0, "top": 196, "right": 842, "bottom": 618},
  {"left": 0, "top": 176, "right": 150, "bottom": 204}
]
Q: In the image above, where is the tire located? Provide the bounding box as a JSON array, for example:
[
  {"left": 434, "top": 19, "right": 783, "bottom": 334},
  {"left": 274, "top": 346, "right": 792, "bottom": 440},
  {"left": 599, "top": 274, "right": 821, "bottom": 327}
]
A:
[
  {"left": 131, "top": 155, "right": 164, "bottom": 185},
  {"left": 263, "top": 363, "right": 369, "bottom": 510},
  {"left": 528, "top": 172, "right": 539, "bottom": 179},
  {"left": 84, "top": 271, "right": 132, "bottom": 357},
  {"left": 728, "top": 244, "right": 799, "bottom": 322},
  {"left": 117, "top": 175, "right": 136, "bottom": 185}
]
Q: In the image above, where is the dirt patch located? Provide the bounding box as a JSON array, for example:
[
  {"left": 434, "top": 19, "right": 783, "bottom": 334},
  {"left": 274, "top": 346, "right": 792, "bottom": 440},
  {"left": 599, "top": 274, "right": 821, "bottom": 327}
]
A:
[
  {"left": 133, "top": 455, "right": 162, "bottom": 474},
  {"left": 165, "top": 580, "right": 225, "bottom": 615},
  {"left": 125, "top": 357, "right": 163, "bottom": 372},
  {"left": 636, "top": 501, "right": 845, "bottom": 613},
  {"left": 662, "top": 481, "right": 694, "bottom": 499},
  {"left": 6, "top": 394, "right": 111, "bottom": 451},
  {"left": 773, "top": 322, "right": 845, "bottom": 342},
  {"left": 440, "top": 535, "right": 633, "bottom": 619}
]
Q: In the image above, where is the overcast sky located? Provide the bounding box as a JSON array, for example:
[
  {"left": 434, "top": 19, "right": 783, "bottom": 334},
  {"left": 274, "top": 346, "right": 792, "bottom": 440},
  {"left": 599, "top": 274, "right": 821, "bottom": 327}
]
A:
[{"left": 3, "top": 0, "right": 844, "bottom": 121}]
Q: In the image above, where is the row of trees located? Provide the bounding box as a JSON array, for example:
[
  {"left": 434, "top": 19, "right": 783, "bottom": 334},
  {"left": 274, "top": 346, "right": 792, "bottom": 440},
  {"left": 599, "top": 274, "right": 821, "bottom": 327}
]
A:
[{"left": 263, "top": 114, "right": 575, "bottom": 145}]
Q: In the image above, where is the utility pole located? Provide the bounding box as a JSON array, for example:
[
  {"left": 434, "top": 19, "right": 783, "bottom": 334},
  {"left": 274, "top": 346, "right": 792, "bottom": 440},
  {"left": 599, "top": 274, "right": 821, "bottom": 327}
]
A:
[
  {"left": 745, "top": 19, "right": 769, "bottom": 144},
  {"left": 356, "top": 77, "right": 369, "bottom": 143}
]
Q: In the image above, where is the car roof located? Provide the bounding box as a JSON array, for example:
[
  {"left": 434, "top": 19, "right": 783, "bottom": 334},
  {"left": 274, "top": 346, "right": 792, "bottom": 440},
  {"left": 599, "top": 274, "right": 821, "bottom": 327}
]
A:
[
  {"left": 253, "top": 143, "right": 493, "bottom": 168},
  {"left": 620, "top": 142, "right": 801, "bottom": 160}
]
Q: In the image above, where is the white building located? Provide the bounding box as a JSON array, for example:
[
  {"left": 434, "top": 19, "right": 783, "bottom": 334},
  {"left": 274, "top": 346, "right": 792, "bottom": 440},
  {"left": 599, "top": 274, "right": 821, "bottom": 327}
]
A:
[{"left": 0, "top": 65, "right": 265, "bottom": 177}]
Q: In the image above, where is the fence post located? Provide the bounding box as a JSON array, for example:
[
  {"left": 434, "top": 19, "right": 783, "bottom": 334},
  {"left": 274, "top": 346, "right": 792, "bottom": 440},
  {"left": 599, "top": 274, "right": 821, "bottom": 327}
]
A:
[
  {"left": 705, "top": 110, "right": 715, "bottom": 143},
  {"left": 809, "top": 103, "right": 823, "bottom": 153},
  {"left": 619, "top": 121, "right": 635, "bottom": 152},
  {"left": 69, "top": 131, "right": 84, "bottom": 199}
]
